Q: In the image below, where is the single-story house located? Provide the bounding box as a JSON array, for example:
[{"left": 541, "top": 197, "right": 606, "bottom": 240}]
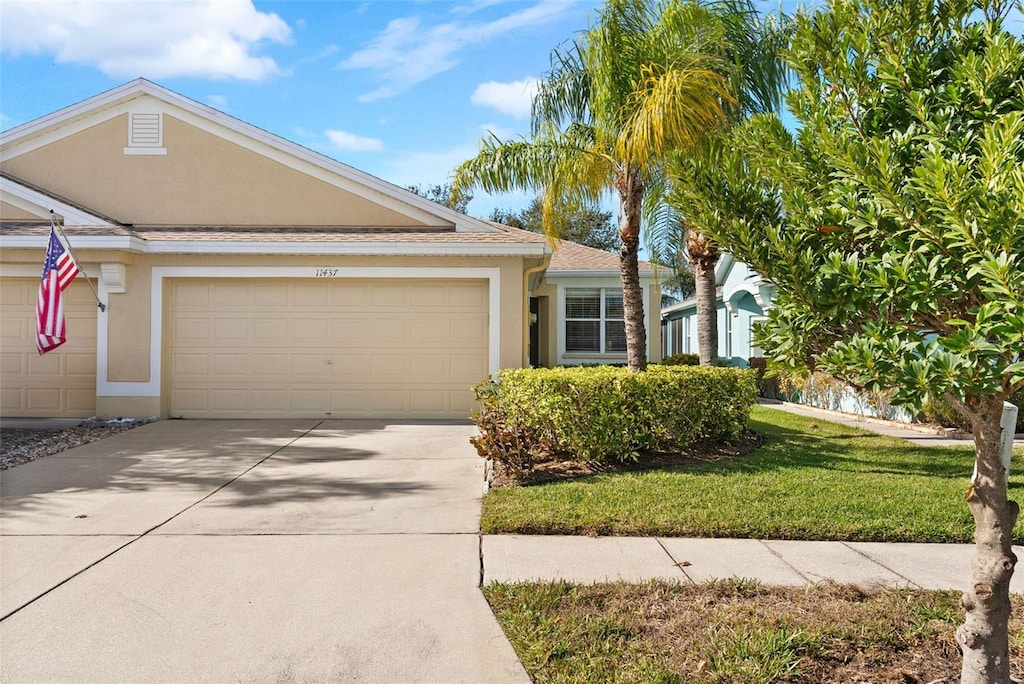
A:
[
  {"left": 660, "top": 254, "right": 775, "bottom": 366},
  {"left": 0, "top": 79, "right": 660, "bottom": 420}
]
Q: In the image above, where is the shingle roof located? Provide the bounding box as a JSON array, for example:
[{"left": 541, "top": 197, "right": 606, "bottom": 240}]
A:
[
  {"left": 493, "top": 223, "right": 651, "bottom": 271},
  {"left": 0, "top": 220, "right": 648, "bottom": 272}
]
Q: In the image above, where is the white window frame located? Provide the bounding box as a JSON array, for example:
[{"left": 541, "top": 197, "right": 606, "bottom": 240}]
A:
[
  {"left": 749, "top": 315, "right": 768, "bottom": 359},
  {"left": 561, "top": 286, "right": 622, "bottom": 356}
]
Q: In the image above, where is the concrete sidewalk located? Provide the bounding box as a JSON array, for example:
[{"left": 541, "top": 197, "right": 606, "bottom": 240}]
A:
[
  {"left": 481, "top": 402, "right": 1022, "bottom": 591},
  {"left": 482, "top": 535, "right": 1024, "bottom": 592},
  {"left": 762, "top": 399, "right": 1024, "bottom": 448}
]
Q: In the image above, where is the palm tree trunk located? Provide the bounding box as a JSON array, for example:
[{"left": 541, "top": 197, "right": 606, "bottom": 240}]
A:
[
  {"left": 958, "top": 394, "right": 1018, "bottom": 684},
  {"left": 617, "top": 170, "right": 647, "bottom": 372},
  {"left": 686, "top": 228, "right": 720, "bottom": 366}
]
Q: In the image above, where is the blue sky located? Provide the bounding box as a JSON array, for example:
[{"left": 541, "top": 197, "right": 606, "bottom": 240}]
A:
[{"left": 0, "top": 0, "right": 599, "bottom": 218}]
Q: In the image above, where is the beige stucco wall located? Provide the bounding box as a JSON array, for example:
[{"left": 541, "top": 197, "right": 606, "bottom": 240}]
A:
[
  {"left": 3, "top": 114, "right": 440, "bottom": 228},
  {"left": 97, "top": 396, "right": 161, "bottom": 419},
  {"left": 0, "top": 201, "right": 41, "bottom": 221}
]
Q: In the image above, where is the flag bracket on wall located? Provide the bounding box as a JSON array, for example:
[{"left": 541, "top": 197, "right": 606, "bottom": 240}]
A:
[
  {"left": 36, "top": 211, "right": 106, "bottom": 355},
  {"left": 49, "top": 210, "right": 106, "bottom": 312}
]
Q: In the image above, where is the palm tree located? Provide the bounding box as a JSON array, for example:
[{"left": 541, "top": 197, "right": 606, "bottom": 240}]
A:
[
  {"left": 662, "top": 1, "right": 791, "bottom": 366},
  {"left": 453, "top": 0, "right": 735, "bottom": 371}
]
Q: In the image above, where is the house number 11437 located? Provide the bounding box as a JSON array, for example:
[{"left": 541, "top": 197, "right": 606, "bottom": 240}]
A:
[{"left": 314, "top": 268, "right": 339, "bottom": 277}]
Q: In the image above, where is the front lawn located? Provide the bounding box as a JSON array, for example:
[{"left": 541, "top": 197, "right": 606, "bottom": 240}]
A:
[{"left": 481, "top": 406, "right": 1024, "bottom": 543}]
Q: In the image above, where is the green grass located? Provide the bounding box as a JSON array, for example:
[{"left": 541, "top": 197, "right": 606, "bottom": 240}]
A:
[{"left": 481, "top": 405, "right": 1024, "bottom": 543}]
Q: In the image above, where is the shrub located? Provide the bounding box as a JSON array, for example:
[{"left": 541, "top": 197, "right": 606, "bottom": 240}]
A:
[
  {"left": 472, "top": 365, "right": 758, "bottom": 468},
  {"left": 660, "top": 353, "right": 700, "bottom": 366}
]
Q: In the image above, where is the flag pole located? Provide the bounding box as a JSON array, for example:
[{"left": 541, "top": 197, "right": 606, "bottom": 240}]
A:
[{"left": 50, "top": 211, "right": 106, "bottom": 312}]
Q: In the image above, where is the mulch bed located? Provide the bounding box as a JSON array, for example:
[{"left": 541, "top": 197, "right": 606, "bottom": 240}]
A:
[{"left": 488, "top": 430, "right": 764, "bottom": 488}]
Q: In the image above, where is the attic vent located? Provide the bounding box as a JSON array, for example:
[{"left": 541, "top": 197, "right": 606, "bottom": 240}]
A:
[{"left": 123, "top": 112, "right": 167, "bottom": 155}]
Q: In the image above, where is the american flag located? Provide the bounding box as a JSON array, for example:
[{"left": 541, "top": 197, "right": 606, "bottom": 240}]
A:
[{"left": 36, "top": 225, "right": 81, "bottom": 355}]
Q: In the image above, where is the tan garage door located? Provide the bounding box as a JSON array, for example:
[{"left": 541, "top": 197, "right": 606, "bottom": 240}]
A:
[
  {"left": 0, "top": 278, "right": 98, "bottom": 417},
  {"left": 167, "top": 278, "right": 489, "bottom": 419}
]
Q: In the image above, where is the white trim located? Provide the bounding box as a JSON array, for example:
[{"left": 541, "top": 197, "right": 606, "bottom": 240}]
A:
[
  {"left": 122, "top": 147, "right": 167, "bottom": 156},
  {"left": 0, "top": 177, "right": 114, "bottom": 226},
  {"left": 554, "top": 280, "right": 652, "bottom": 366},
  {"left": 0, "top": 264, "right": 100, "bottom": 278},
  {"left": 95, "top": 266, "right": 503, "bottom": 398},
  {"left": 0, "top": 233, "right": 549, "bottom": 258}
]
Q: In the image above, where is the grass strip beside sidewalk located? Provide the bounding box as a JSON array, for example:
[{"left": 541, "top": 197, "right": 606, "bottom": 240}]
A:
[
  {"left": 485, "top": 580, "right": 1024, "bottom": 683},
  {"left": 481, "top": 406, "right": 1024, "bottom": 543}
]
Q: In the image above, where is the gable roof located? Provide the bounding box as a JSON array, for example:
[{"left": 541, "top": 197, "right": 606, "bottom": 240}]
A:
[{"left": 0, "top": 78, "right": 498, "bottom": 234}]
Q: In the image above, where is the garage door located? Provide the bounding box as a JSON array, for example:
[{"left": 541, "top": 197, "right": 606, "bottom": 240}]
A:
[
  {"left": 0, "top": 278, "right": 98, "bottom": 417},
  {"left": 167, "top": 279, "right": 489, "bottom": 419}
]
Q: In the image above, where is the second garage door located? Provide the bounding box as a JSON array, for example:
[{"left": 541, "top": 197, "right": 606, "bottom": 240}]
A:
[{"left": 167, "top": 278, "right": 489, "bottom": 419}]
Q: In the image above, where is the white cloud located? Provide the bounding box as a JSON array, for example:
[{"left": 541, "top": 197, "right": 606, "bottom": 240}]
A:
[
  {"left": 338, "top": 0, "right": 578, "bottom": 102},
  {"left": 471, "top": 78, "right": 538, "bottom": 118},
  {"left": 326, "top": 129, "right": 385, "bottom": 152},
  {"left": 206, "top": 95, "right": 229, "bottom": 109},
  {"left": 0, "top": 0, "right": 291, "bottom": 80}
]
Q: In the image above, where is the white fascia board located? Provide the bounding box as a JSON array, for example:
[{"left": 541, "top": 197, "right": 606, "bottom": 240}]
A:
[
  {"left": 0, "top": 234, "right": 549, "bottom": 258},
  {"left": 0, "top": 235, "right": 144, "bottom": 251},
  {"left": 140, "top": 240, "right": 549, "bottom": 257},
  {"left": 545, "top": 270, "right": 658, "bottom": 285},
  {"left": 661, "top": 297, "right": 698, "bottom": 317},
  {"left": 0, "top": 178, "right": 113, "bottom": 226}
]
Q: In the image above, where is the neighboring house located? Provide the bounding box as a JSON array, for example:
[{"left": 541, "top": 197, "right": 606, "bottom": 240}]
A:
[
  {"left": 660, "top": 254, "right": 775, "bottom": 366},
  {"left": 0, "top": 79, "right": 660, "bottom": 420}
]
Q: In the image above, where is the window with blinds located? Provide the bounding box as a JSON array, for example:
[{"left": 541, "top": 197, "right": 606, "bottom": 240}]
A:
[{"left": 565, "top": 288, "right": 627, "bottom": 354}]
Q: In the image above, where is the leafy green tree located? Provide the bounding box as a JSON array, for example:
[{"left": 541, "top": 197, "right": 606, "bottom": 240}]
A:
[
  {"left": 677, "top": 1, "right": 1024, "bottom": 679},
  {"left": 489, "top": 198, "right": 619, "bottom": 252},
  {"left": 406, "top": 183, "right": 472, "bottom": 214},
  {"left": 454, "top": 0, "right": 736, "bottom": 371}
]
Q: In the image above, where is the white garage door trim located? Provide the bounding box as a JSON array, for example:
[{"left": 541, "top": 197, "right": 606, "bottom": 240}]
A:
[{"left": 96, "top": 266, "right": 502, "bottom": 398}]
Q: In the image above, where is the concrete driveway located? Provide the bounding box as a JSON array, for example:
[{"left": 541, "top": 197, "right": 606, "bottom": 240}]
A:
[{"left": 0, "top": 420, "right": 528, "bottom": 683}]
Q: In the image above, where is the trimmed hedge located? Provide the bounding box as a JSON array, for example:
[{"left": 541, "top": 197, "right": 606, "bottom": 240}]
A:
[{"left": 472, "top": 365, "right": 757, "bottom": 472}]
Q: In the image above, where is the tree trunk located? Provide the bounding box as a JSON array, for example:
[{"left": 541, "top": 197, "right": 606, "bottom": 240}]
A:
[
  {"left": 958, "top": 393, "right": 1018, "bottom": 684},
  {"left": 616, "top": 170, "right": 647, "bottom": 372},
  {"left": 686, "top": 228, "right": 720, "bottom": 366}
]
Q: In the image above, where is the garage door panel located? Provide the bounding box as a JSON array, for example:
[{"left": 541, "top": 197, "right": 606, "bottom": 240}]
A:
[
  {"left": 173, "top": 281, "right": 210, "bottom": 306},
  {"left": 252, "top": 319, "right": 287, "bottom": 340},
  {"left": 171, "top": 353, "right": 209, "bottom": 377},
  {"left": 209, "top": 389, "right": 249, "bottom": 412},
  {"left": 210, "top": 353, "right": 247, "bottom": 375},
  {"left": 330, "top": 284, "right": 367, "bottom": 306},
  {"left": 330, "top": 390, "right": 367, "bottom": 412},
  {"left": 450, "top": 319, "right": 487, "bottom": 345},
  {"left": 167, "top": 279, "right": 488, "bottom": 419},
  {"left": 1, "top": 353, "right": 24, "bottom": 375},
  {"left": 251, "top": 390, "right": 289, "bottom": 412},
  {"left": 291, "top": 355, "right": 330, "bottom": 376},
  {"left": 294, "top": 283, "right": 329, "bottom": 305},
  {"left": 174, "top": 318, "right": 209, "bottom": 340},
  {"left": 212, "top": 282, "right": 249, "bottom": 305},
  {"left": 27, "top": 388, "right": 62, "bottom": 413},
  {"left": 293, "top": 318, "right": 329, "bottom": 341},
  {"left": 331, "top": 318, "right": 369, "bottom": 342},
  {"left": 27, "top": 353, "right": 58, "bottom": 375},
  {"left": 64, "top": 353, "right": 96, "bottom": 376}
]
